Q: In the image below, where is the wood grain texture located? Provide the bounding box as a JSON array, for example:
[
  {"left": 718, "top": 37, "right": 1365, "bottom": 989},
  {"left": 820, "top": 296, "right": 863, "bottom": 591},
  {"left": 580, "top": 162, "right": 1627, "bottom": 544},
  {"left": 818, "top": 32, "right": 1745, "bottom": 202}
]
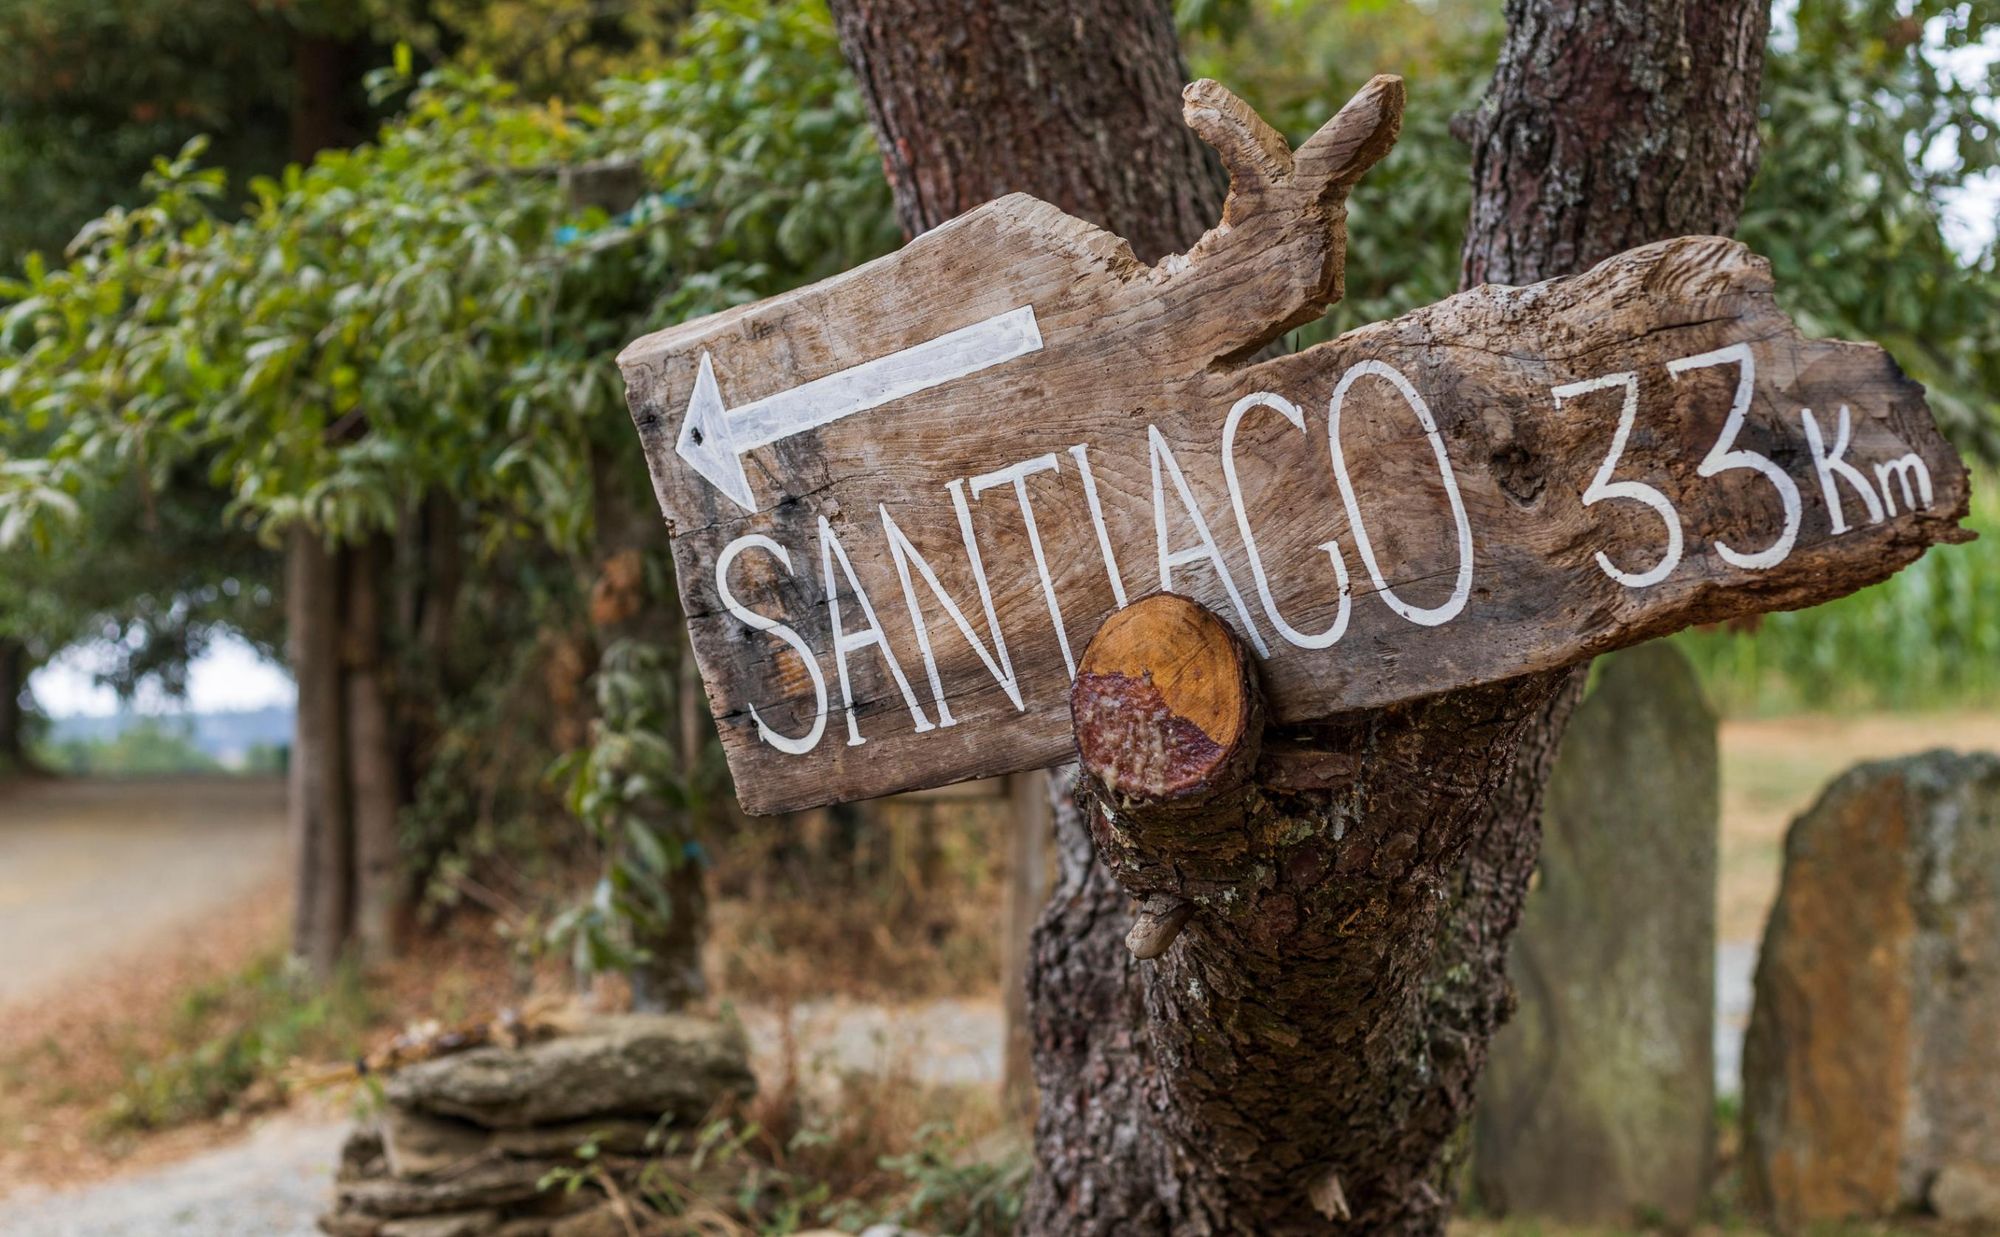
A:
[
  {"left": 1072, "top": 592, "right": 1259, "bottom": 806},
  {"left": 619, "top": 79, "right": 1968, "bottom": 814}
]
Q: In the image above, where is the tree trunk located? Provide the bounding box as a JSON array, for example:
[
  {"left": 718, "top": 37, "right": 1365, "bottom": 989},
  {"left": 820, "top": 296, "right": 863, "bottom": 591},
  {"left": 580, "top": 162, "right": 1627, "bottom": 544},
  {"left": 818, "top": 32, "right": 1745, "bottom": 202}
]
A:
[
  {"left": 831, "top": 0, "right": 1767, "bottom": 1230},
  {"left": 1459, "top": 0, "right": 1768, "bottom": 287},
  {"left": 290, "top": 34, "right": 357, "bottom": 163},
  {"left": 0, "top": 637, "right": 28, "bottom": 772},
  {"left": 289, "top": 526, "right": 351, "bottom": 978},
  {"left": 829, "top": 1, "right": 1229, "bottom": 1185},
  {"left": 346, "top": 533, "right": 405, "bottom": 964},
  {"left": 1054, "top": 595, "right": 1584, "bottom": 1232},
  {"left": 830, "top": 0, "right": 1221, "bottom": 264}
]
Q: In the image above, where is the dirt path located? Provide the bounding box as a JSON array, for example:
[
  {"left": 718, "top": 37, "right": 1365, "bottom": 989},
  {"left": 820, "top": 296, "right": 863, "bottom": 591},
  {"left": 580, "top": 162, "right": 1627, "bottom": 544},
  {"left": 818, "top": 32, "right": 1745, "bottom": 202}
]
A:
[{"left": 0, "top": 776, "right": 288, "bottom": 1009}]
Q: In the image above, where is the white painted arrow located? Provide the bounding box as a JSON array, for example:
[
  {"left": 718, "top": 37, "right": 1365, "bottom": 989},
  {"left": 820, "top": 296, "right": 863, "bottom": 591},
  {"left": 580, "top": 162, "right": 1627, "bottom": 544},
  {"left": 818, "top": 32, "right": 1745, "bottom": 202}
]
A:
[{"left": 677, "top": 305, "right": 1044, "bottom": 511}]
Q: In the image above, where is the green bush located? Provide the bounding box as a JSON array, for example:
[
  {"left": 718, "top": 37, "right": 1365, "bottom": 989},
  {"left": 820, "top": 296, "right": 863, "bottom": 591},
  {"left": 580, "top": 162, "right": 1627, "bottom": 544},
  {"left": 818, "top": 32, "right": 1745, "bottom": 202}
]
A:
[{"left": 102, "top": 951, "right": 372, "bottom": 1132}]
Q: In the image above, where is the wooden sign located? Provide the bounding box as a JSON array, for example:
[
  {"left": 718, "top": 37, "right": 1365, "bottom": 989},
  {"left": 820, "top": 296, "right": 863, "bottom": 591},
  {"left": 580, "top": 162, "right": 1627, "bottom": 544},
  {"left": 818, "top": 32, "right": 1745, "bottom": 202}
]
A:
[{"left": 619, "top": 77, "right": 1970, "bottom": 814}]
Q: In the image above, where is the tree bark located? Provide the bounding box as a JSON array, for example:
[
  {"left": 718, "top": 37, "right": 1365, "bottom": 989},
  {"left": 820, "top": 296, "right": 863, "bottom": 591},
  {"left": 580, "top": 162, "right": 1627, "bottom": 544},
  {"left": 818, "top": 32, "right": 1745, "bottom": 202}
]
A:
[
  {"left": 290, "top": 33, "right": 358, "bottom": 164},
  {"left": 346, "top": 533, "right": 405, "bottom": 965},
  {"left": 831, "top": 0, "right": 1767, "bottom": 1230},
  {"left": 289, "top": 526, "right": 351, "bottom": 978},
  {"left": 827, "top": 4, "right": 1229, "bottom": 1209},
  {"left": 830, "top": 0, "right": 1222, "bottom": 264},
  {"left": 1459, "top": 0, "right": 1768, "bottom": 287},
  {"left": 1423, "top": 0, "right": 1772, "bottom": 1207}
]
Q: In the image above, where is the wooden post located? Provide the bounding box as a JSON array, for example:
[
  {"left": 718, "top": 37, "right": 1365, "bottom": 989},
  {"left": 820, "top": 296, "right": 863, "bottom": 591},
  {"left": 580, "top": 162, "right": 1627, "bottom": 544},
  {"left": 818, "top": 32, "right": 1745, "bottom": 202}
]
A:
[
  {"left": 288, "top": 526, "right": 351, "bottom": 978},
  {"left": 1001, "top": 770, "right": 1053, "bottom": 1115}
]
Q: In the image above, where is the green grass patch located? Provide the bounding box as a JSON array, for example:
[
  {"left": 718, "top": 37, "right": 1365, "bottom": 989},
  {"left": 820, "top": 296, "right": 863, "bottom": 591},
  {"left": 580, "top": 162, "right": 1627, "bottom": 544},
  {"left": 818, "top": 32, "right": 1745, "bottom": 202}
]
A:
[{"left": 100, "top": 951, "right": 372, "bottom": 1133}]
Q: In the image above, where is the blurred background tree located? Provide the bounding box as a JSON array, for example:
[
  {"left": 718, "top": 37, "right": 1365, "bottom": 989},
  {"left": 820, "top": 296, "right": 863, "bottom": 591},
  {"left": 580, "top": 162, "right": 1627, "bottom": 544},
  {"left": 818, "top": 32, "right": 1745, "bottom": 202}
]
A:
[{"left": 0, "top": 0, "right": 896, "bottom": 982}]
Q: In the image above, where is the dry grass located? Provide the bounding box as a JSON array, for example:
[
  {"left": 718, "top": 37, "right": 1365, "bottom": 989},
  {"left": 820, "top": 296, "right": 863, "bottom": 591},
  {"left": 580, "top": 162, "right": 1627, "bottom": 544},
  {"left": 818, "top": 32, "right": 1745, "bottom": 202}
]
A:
[
  {"left": 705, "top": 793, "right": 1011, "bottom": 1004},
  {"left": 0, "top": 878, "right": 294, "bottom": 1192},
  {"left": 0, "top": 882, "right": 541, "bottom": 1197}
]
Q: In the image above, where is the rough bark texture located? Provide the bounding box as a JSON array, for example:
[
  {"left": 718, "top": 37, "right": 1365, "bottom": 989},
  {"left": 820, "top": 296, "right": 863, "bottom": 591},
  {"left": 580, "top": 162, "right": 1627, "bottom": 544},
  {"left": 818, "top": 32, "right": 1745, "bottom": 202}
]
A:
[
  {"left": 1430, "top": 0, "right": 1771, "bottom": 1214},
  {"left": 827, "top": 4, "right": 1221, "bottom": 1225},
  {"left": 831, "top": 0, "right": 1768, "bottom": 1230},
  {"left": 1067, "top": 595, "right": 1586, "bottom": 1232},
  {"left": 289, "top": 526, "right": 352, "bottom": 978},
  {"left": 830, "top": 0, "right": 1231, "bottom": 1169},
  {"left": 1460, "top": 0, "right": 1768, "bottom": 287},
  {"left": 830, "top": 0, "right": 1221, "bottom": 264}
]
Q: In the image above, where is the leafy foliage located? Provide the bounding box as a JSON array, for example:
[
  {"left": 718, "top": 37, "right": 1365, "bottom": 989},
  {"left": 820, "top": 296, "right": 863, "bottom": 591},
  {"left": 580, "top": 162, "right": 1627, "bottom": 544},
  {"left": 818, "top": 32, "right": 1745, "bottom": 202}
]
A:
[
  {"left": 0, "top": 0, "right": 894, "bottom": 552},
  {"left": 365, "top": 0, "right": 695, "bottom": 99},
  {"left": 0, "top": 0, "right": 299, "bottom": 273},
  {"left": 0, "top": 0, "right": 896, "bottom": 954},
  {"left": 1746, "top": 0, "right": 2000, "bottom": 462},
  {"left": 39, "top": 716, "right": 220, "bottom": 775},
  {"left": 1191, "top": 0, "right": 2000, "bottom": 466},
  {"left": 547, "top": 638, "right": 717, "bottom": 975}
]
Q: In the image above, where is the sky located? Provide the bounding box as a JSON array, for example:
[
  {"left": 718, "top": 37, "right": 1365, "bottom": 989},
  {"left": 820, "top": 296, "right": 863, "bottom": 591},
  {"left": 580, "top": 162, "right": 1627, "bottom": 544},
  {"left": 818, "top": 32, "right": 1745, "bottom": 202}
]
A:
[{"left": 31, "top": 632, "right": 295, "bottom": 718}]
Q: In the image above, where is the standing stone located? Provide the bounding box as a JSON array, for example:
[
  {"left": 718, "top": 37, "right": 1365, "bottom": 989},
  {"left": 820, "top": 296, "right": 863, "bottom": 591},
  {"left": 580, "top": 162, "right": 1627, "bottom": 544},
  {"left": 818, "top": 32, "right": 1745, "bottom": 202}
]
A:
[
  {"left": 1473, "top": 641, "right": 1718, "bottom": 1225},
  {"left": 1743, "top": 750, "right": 2000, "bottom": 1230}
]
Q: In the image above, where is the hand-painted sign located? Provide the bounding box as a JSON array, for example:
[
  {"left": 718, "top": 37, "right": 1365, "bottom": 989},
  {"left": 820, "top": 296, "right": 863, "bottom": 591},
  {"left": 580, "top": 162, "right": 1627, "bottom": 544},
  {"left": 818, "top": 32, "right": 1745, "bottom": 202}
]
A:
[{"left": 619, "top": 76, "right": 1970, "bottom": 814}]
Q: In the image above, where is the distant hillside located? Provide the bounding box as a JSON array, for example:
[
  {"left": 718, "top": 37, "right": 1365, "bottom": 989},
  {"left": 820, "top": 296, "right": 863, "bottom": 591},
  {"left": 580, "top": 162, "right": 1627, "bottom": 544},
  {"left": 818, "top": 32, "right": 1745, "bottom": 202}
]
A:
[{"left": 45, "top": 707, "right": 293, "bottom": 770}]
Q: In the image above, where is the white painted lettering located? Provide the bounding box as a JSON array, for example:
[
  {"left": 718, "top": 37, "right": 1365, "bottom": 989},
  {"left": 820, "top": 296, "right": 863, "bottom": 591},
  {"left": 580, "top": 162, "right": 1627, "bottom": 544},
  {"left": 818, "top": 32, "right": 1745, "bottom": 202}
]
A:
[
  {"left": 1669, "top": 344, "right": 1800, "bottom": 570},
  {"left": 1874, "top": 453, "right": 1934, "bottom": 516},
  {"left": 1799, "top": 405, "right": 1884, "bottom": 534},
  {"left": 1148, "top": 424, "right": 1272, "bottom": 656},
  {"left": 1221, "top": 392, "right": 1351, "bottom": 649},
  {"left": 1327, "top": 361, "right": 1474, "bottom": 627},
  {"left": 1068, "top": 442, "right": 1130, "bottom": 608},
  {"left": 715, "top": 534, "right": 828, "bottom": 756},
  {"left": 971, "top": 454, "right": 1077, "bottom": 679},
  {"left": 1552, "top": 371, "right": 1684, "bottom": 588},
  {"left": 880, "top": 501, "right": 1026, "bottom": 725},
  {"left": 819, "top": 516, "right": 935, "bottom": 746}
]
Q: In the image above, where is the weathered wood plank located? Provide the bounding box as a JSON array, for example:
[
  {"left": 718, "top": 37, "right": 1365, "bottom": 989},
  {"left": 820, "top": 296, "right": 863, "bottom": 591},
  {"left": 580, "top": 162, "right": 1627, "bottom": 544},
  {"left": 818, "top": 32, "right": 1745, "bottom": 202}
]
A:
[{"left": 618, "top": 77, "right": 1969, "bottom": 814}]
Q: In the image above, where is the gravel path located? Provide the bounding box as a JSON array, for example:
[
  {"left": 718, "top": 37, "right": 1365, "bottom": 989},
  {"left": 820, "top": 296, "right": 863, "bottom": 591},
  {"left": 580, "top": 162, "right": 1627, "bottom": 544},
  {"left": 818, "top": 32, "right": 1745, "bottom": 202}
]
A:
[
  {"left": 0, "top": 776, "right": 287, "bottom": 1007},
  {"left": 0, "top": 1115, "right": 346, "bottom": 1237}
]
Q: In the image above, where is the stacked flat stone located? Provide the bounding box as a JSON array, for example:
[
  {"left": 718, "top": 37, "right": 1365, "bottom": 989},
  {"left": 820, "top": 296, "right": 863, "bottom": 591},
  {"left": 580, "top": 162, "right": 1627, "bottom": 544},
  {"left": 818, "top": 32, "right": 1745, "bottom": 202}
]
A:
[{"left": 319, "top": 1013, "right": 756, "bottom": 1237}]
